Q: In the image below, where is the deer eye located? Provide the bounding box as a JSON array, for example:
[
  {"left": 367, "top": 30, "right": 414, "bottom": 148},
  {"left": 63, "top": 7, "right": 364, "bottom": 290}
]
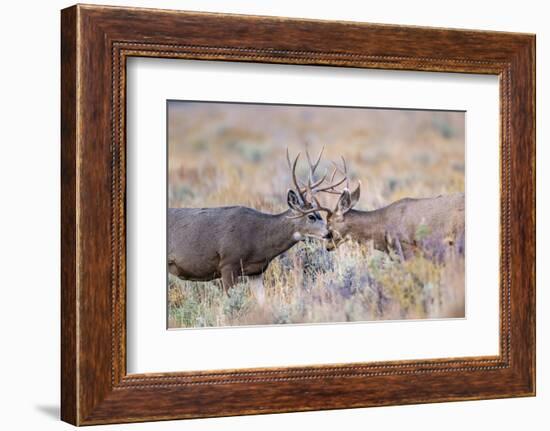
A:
[{"left": 307, "top": 214, "right": 317, "bottom": 222}]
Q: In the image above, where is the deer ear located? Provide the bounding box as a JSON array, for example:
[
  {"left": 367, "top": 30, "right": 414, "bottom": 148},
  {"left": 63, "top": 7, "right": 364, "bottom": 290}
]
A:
[
  {"left": 287, "top": 189, "right": 303, "bottom": 211},
  {"left": 336, "top": 190, "right": 352, "bottom": 215},
  {"left": 349, "top": 181, "right": 361, "bottom": 208}
]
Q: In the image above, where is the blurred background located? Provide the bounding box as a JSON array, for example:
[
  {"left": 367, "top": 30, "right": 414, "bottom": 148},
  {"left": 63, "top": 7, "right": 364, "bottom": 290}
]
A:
[
  {"left": 168, "top": 101, "right": 464, "bottom": 211},
  {"left": 167, "top": 101, "right": 465, "bottom": 328}
]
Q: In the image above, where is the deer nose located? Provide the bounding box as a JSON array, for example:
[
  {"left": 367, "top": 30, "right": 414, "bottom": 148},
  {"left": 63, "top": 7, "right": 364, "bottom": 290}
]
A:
[{"left": 323, "top": 231, "right": 333, "bottom": 240}]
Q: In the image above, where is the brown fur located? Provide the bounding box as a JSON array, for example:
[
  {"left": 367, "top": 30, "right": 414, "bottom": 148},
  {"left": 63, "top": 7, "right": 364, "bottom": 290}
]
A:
[
  {"left": 327, "top": 189, "right": 465, "bottom": 257},
  {"left": 168, "top": 193, "right": 330, "bottom": 291}
]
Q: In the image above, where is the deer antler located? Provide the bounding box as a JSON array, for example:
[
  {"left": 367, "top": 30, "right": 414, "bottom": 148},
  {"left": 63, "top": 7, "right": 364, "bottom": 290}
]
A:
[
  {"left": 286, "top": 149, "right": 307, "bottom": 204},
  {"left": 287, "top": 146, "right": 329, "bottom": 201},
  {"left": 286, "top": 205, "right": 330, "bottom": 219},
  {"left": 305, "top": 143, "right": 330, "bottom": 193},
  {"left": 287, "top": 172, "right": 334, "bottom": 219},
  {"left": 313, "top": 156, "right": 349, "bottom": 195},
  {"left": 287, "top": 146, "right": 356, "bottom": 219},
  {"left": 311, "top": 194, "right": 333, "bottom": 215},
  {"left": 286, "top": 147, "right": 335, "bottom": 219},
  {"left": 305, "top": 143, "right": 324, "bottom": 179}
]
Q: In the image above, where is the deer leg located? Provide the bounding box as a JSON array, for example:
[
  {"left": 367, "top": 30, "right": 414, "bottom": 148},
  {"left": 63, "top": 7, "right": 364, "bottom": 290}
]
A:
[
  {"left": 220, "top": 267, "right": 236, "bottom": 294},
  {"left": 248, "top": 275, "right": 266, "bottom": 306}
]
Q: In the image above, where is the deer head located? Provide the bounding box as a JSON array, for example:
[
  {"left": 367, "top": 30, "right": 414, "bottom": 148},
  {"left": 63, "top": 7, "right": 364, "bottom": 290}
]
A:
[
  {"left": 285, "top": 146, "right": 332, "bottom": 241},
  {"left": 314, "top": 156, "right": 361, "bottom": 250},
  {"left": 326, "top": 183, "right": 361, "bottom": 250}
]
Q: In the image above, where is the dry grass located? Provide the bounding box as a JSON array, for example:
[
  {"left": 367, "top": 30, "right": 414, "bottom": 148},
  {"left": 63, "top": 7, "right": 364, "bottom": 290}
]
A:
[{"left": 167, "top": 102, "right": 465, "bottom": 328}]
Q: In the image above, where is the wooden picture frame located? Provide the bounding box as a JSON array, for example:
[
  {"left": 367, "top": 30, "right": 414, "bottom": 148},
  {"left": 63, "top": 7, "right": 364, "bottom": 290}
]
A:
[{"left": 61, "top": 4, "right": 535, "bottom": 425}]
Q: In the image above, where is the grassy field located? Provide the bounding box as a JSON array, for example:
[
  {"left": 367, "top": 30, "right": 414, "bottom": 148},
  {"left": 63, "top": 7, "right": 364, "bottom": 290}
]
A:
[{"left": 167, "top": 102, "right": 465, "bottom": 328}]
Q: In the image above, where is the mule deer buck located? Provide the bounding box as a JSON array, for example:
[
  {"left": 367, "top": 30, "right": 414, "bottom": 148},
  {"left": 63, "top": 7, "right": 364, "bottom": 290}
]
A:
[
  {"left": 317, "top": 158, "right": 465, "bottom": 258},
  {"left": 168, "top": 148, "right": 331, "bottom": 302}
]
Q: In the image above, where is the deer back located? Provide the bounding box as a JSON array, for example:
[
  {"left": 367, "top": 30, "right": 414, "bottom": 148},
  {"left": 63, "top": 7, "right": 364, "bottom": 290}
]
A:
[{"left": 348, "top": 192, "right": 465, "bottom": 248}]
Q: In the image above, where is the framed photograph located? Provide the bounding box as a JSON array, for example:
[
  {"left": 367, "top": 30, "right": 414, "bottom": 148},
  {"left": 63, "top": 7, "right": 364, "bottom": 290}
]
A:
[{"left": 61, "top": 4, "right": 535, "bottom": 425}]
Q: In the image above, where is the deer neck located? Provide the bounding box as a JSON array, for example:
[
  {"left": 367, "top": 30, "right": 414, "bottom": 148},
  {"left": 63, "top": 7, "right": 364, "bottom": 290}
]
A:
[
  {"left": 262, "top": 210, "right": 302, "bottom": 256},
  {"left": 343, "top": 208, "right": 388, "bottom": 246}
]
